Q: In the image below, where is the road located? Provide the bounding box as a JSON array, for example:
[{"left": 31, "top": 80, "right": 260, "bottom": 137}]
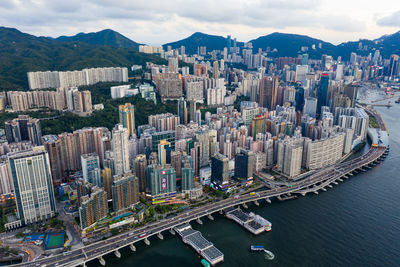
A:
[{"left": 11, "top": 144, "right": 386, "bottom": 267}]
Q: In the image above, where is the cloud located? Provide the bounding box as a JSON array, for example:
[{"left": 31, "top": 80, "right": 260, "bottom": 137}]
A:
[
  {"left": 377, "top": 10, "right": 400, "bottom": 27},
  {"left": 0, "top": 0, "right": 384, "bottom": 44}
]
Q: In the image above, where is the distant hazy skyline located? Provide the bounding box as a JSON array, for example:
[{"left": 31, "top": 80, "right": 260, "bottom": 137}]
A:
[{"left": 0, "top": 0, "right": 399, "bottom": 46}]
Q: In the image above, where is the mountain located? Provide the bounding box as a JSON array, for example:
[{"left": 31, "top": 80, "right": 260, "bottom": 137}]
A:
[
  {"left": 249, "top": 32, "right": 337, "bottom": 59},
  {"left": 54, "top": 29, "right": 141, "bottom": 50},
  {"left": 163, "top": 32, "right": 244, "bottom": 55},
  {"left": 0, "top": 27, "right": 165, "bottom": 90}
]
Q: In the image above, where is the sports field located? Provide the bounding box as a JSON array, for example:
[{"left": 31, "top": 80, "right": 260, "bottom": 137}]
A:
[{"left": 45, "top": 232, "right": 64, "bottom": 250}]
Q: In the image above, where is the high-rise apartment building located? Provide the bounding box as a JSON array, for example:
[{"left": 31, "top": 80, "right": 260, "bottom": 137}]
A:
[
  {"left": 259, "top": 76, "right": 279, "bottom": 110},
  {"left": 81, "top": 153, "right": 101, "bottom": 187},
  {"left": 112, "top": 124, "right": 130, "bottom": 175},
  {"left": 79, "top": 187, "right": 108, "bottom": 230},
  {"left": 119, "top": 103, "right": 136, "bottom": 136},
  {"left": 111, "top": 174, "right": 139, "bottom": 213}
]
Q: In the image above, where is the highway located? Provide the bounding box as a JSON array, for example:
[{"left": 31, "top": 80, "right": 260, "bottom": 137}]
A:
[
  {"left": 12, "top": 145, "right": 387, "bottom": 267},
  {"left": 11, "top": 107, "right": 389, "bottom": 267}
]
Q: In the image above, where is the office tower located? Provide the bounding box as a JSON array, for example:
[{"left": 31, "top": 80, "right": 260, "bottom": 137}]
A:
[
  {"left": 211, "top": 154, "right": 229, "bottom": 184},
  {"left": 111, "top": 174, "right": 139, "bottom": 212},
  {"left": 317, "top": 73, "right": 329, "bottom": 114},
  {"left": 178, "top": 98, "right": 188, "bottom": 125},
  {"left": 119, "top": 103, "right": 136, "bottom": 136},
  {"left": 181, "top": 163, "right": 195, "bottom": 191},
  {"left": 168, "top": 57, "right": 179, "bottom": 73},
  {"left": 259, "top": 76, "right": 279, "bottom": 110},
  {"left": 8, "top": 147, "right": 56, "bottom": 224},
  {"left": 112, "top": 124, "right": 130, "bottom": 175},
  {"left": 146, "top": 164, "right": 177, "bottom": 196},
  {"left": 213, "top": 61, "right": 219, "bottom": 79},
  {"left": 295, "top": 87, "right": 305, "bottom": 112},
  {"left": 235, "top": 150, "right": 254, "bottom": 179},
  {"left": 190, "top": 101, "right": 196, "bottom": 123},
  {"left": 101, "top": 168, "right": 113, "bottom": 199},
  {"left": 158, "top": 140, "right": 171, "bottom": 166},
  {"left": 79, "top": 187, "right": 108, "bottom": 230},
  {"left": 251, "top": 116, "right": 266, "bottom": 140},
  {"left": 81, "top": 153, "right": 101, "bottom": 187},
  {"left": 134, "top": 154, "right": 147, "bottom": 192}
]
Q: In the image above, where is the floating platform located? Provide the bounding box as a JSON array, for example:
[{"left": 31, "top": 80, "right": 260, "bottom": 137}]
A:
[
  {"left": 175, "top": 224, "right": 224, "bottom": 266},
  {"left": 226, "top": 208, "right": 271, "bottom": 235}
]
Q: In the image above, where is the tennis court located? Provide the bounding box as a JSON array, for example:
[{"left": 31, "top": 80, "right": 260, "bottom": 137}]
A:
[{"left": 45, "top": 232, "right": 65, "bottom": 250}]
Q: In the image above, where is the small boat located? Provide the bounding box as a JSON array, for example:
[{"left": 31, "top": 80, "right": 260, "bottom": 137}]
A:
[
  {"left": 264, "top": 249, "right": 275, "bottom": 260},
  {"left": 250, "top": 245, "right": 264, "bottom": 251},
  {"left": 201, "top": 259, "right": 211, "bottom": 267}
]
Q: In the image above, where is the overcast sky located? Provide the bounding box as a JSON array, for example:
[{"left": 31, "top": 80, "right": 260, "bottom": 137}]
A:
[{"left": 0, "top": 0, "right": 399, "bottom": 45}]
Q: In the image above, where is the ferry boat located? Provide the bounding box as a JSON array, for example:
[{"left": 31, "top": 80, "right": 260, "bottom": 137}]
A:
[
  {"left": 201, "top": 259, "right": 211, "bottom": 267},
  {"left": 250, "top": 245, "right": 265, "bottom": 251}
]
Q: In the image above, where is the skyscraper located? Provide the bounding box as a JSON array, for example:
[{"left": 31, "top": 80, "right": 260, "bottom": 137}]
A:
[
  {"left": 81, "top": 153, "right": 101, "bottom": 187},
  {"left": 234, "top": 150, "right": 254, "bottom": 180},
  {"left": 146, "top": 164, "right": 177, "bottom": 196},
  {"left": 111, "top": 174, "right": 139, "bottom": 212},
  {"left": 5, "top": 115, "right": 42, "bottom": 145},
  {"left": 119, "top": 103, "right": 136, "bottom": 136},
  {"left": 181, "top": 163, "right": 195, "bottom": 191},
  {"left": 211, "top": 154, "right": 229, "bottom": 184},
  {"left": 190, "top": 101, "right": 196, "bottom": 123},
  {"left": 101, "top": 167, "right": 113, "bottom": 199},
  {"left": 259, "top": 76, "right": 279, "bottom": 110},
  {"left": 158, "top": 140, "right": 171, "bottom": 166},
  {"left": 317, "top": 73, "right": 329, "bottom": 115},
  {"left": 134, "top": 154, "right": 147, "bottom": 192},
  {"left": 177, "top": 98, "right": 188, "bottom": 125},
  {"left": 251, "top": 116, "right": 266, "bottom": 140},
  {"left": 112, "top": 124, "right": 130, "bottom": 175},
  {"left": 213, "top": 61, "right": 219, "bottom": 79},
  {"left": 8, "top": 146, "right": 56, "bottom": 225}
]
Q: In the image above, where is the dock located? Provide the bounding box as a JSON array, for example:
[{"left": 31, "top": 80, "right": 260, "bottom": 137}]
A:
[
  {"left": 225, "top": 208, "right": 271, "bottom": 235},
  {"left": 175, "top": 224, "right": 224, "bottom": 266}
]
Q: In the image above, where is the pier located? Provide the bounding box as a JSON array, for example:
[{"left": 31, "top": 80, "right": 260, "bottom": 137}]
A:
[
  {"left": 175, "top": 224, "right": 224, "bottom": 266},
  {"left": 226, "top": 208, "right": 271, "bottom": 235}
]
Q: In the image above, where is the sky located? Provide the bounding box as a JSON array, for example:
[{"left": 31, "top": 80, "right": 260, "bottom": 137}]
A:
[{"left": 0, "top": 0, "right": 399, "bottom": 46}]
